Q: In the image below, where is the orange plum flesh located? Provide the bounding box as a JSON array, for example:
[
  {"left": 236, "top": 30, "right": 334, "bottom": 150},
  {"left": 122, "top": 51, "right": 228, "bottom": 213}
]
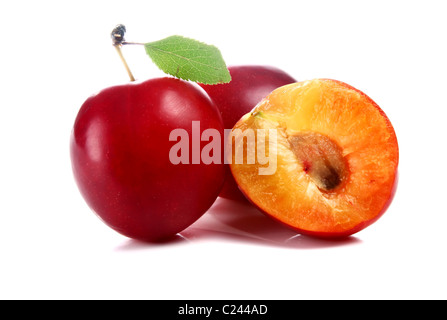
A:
[{"left": 229, "top": 79, "right": 399, "bottom": 238}]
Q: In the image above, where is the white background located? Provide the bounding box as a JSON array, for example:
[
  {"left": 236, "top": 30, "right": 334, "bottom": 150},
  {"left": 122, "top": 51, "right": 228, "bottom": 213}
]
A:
[{"left": 1, "top": 0, "right": 446, "bottom": 300}]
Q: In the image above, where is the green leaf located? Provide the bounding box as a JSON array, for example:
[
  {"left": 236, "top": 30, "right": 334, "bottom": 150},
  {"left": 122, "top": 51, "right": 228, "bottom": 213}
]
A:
[{"left": 144, "top": 35, "right": 231, "bottom": 85}]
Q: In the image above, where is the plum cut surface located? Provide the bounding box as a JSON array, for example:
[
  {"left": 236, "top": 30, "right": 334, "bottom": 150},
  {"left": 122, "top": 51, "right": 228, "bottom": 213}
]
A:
[{"left": 230, "top": 79, "right": 399, "bottom": 237}]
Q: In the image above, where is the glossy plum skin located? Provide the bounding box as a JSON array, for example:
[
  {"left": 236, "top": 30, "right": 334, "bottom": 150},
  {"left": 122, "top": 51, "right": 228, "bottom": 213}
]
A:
[
  {"left": 200, "top": 66, "right": 296, "bottom": 201},
  {"left": 70, "top": 77, "right": 225, "bottom": 242}
]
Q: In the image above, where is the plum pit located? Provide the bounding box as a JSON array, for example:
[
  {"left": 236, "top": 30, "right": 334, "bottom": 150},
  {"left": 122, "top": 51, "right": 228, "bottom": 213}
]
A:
[{"left": 288, "top": 132, "right": 347, "bottom": 192}]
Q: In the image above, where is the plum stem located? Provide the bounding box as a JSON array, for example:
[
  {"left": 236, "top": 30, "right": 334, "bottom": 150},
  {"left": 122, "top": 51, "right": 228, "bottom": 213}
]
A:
[
  {"left": 122, "top": 41, "right": 145, "bottom": 46},
  {"left": 113, "top": 45, "right": 135, "bottom": 82},
  {"left": 111, "top": 24, "right": 136, "bottom": 82}
]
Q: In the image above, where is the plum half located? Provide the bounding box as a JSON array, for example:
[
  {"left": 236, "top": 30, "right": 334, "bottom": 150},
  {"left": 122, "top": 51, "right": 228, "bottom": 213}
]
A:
[{"left": 229, "top": 79, "right": 399, "bottom": 237}]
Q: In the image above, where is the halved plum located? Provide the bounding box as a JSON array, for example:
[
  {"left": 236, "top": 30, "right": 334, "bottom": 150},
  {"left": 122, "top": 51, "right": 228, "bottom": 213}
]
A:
[{"left": 229, "top": 79, "right": 399, "bottom": 237}]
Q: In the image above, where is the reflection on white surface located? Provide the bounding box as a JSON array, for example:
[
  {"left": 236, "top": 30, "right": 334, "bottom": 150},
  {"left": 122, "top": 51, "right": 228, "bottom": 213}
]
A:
[
  {"left": 114, "top": 198, "right": 361, "bottom": 251},
  {"left": 114, "top": 234, "right": 189, "bottom": 251},
  {"left": 181, "top": 198, "right": 361, "bottom": 249}
]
